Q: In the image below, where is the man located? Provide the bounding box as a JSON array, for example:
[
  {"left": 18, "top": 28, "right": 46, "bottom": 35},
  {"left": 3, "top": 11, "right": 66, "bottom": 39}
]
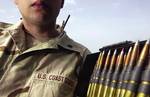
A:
[{"left": 0, "top": 0, "right": 90, "bottom": 97}]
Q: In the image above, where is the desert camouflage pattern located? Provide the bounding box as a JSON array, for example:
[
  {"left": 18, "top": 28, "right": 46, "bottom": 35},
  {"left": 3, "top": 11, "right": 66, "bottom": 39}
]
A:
[{"left": 0, "top": 21, "right": 90, "bottom": 97}]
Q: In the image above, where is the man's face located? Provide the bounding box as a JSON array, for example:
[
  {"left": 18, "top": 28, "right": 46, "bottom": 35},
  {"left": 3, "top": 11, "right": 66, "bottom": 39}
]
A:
[{"left": 14, "top": 0, "right": 63, "bottom": 25}]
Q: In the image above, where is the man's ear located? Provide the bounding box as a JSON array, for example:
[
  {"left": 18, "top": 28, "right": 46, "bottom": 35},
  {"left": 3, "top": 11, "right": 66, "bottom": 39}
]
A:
[{"left": 61, "top": 0, "right": 64, "bottom": 8}]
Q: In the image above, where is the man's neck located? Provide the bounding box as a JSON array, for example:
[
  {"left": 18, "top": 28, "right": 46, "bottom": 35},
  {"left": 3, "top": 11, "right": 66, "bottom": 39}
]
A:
[{"left": 22, "top": 20, "right": 60, "bottom": 42}]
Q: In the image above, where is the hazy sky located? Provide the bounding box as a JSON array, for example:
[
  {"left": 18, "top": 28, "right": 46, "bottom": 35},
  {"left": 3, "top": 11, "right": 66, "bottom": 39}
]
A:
[{"left": 0, "top": 0, "right": 150, "bottom": 52}]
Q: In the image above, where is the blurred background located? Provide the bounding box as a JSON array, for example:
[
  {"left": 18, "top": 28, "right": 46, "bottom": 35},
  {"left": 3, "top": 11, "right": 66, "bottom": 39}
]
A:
[{"left": 0, "top": 0, "right": 150, "bottom": 52}]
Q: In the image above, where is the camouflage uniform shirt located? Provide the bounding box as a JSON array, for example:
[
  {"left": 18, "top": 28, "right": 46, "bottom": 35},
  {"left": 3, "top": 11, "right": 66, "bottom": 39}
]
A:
[{"left": 0, "top": 21, "right": 90, "bottom": 97}]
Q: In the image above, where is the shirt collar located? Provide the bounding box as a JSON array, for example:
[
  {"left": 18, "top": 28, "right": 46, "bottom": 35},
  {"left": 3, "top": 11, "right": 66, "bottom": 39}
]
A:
[
  {"left": 57, "top": 33, "right": 86, "bottom": 57},
  {"left": 6, "top": 21, "right": 86, "bottom": 57}
]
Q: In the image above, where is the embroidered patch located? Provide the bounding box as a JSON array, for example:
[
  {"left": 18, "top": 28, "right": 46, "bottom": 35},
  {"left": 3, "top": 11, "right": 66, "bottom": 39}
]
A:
[{"left": 35, "top": 73, "right": 76, "bottom": 88}]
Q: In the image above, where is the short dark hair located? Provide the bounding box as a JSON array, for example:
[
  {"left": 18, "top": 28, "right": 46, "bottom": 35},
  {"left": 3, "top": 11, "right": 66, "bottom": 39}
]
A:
[{"left": 61, "top": 0, "right": 64, "bottom": 8}]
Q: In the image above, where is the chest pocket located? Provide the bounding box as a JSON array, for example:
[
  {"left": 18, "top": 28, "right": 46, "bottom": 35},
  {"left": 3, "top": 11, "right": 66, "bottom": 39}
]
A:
[{"left": 28, "top": 73, "right": 77, "bottom": 97}]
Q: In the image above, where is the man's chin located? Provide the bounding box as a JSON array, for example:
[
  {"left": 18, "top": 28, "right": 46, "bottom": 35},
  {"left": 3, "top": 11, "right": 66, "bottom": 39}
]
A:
[
  {"left": 23, "top": 15, "right": 55, "bottom": 26},
  {"left": 30, "top": 17, "right": 50, "bottom": 25}
]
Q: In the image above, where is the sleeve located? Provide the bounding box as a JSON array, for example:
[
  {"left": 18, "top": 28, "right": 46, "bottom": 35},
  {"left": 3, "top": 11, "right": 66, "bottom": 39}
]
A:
[
  {"left": 74, "top": 49, "right": 100, "bottom": 97},
  {"left": 73, "top": 48, "right": 92, "bottom": 97},
  {"left": 82, "top": 48, "right": 91, "bottom": 65}
]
